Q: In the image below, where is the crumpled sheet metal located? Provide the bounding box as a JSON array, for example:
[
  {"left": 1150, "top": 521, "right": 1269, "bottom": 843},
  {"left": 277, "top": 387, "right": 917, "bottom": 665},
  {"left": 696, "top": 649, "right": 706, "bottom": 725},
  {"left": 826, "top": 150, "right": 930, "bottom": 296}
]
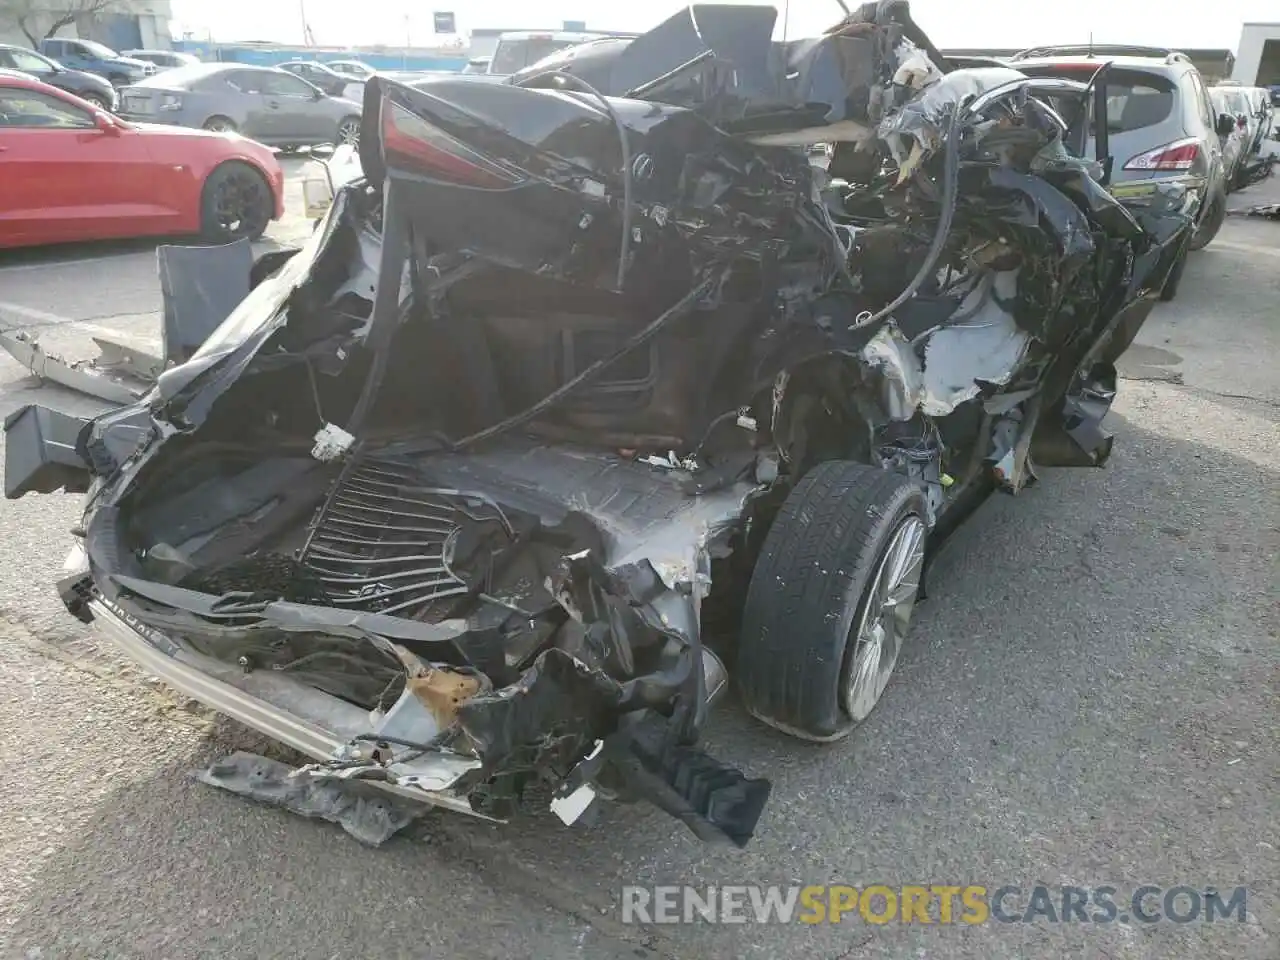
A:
[
  {"left": 859, "top": 325, "right": 924, "bottom": 421},
  {"left": 880, "top": 66, "right": 1027, "bottom": 155},
  {"left": 195, "top": 751, "right": 421, "bottom": 845},
  {"left": 919, "top": 271, "right": 1029, "bottom": 416},
  {"left": 859, "top": 270, "right": 1027, "bottom": 421}
]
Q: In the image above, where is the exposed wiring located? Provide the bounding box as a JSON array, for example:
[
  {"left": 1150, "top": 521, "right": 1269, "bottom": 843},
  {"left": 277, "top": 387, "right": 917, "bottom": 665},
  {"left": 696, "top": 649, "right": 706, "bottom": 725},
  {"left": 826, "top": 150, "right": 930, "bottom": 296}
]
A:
[
  {"left": 301, "top": 355, "right": 326, "bottom": 426},
  {"left": 850, "top": 98, "right": 965, "bottom": 331},
  {"left": 690, "top": 408, "right": 748, "bottom": 461},
  {"left": 451, "top": 278, "right": 714, "bottom": 451},
  {"left": 515, "top": 69, "right": 633, "bottom": 292},
  {"left": 909, "top": 269, "right": 996, "bottom": 344}
]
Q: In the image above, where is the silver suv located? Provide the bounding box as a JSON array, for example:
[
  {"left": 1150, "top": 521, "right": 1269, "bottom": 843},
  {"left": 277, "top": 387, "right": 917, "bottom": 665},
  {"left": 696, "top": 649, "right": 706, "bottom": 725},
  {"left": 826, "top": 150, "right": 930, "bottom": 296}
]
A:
[{"left": 1010, "top": 45, "right": 1235, "bottom": 251}]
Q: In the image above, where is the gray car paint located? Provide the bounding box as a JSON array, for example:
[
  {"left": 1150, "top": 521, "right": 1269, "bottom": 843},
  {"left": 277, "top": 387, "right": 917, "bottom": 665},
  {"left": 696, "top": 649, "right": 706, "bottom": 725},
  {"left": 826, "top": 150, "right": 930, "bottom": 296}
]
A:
[
  {"left": 117, "top": 63, "right": 361, "bottom": 146},
  {"left": 1011, "top": 54, "right": 1228, "bottom": 204}
]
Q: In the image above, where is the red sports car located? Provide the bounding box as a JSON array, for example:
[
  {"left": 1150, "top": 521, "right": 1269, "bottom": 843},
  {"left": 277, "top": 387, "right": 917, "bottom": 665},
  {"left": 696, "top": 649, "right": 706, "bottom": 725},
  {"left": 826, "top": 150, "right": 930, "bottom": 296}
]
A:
[{"left": 0, "top": 72, "right": 284, "bottom": 249}]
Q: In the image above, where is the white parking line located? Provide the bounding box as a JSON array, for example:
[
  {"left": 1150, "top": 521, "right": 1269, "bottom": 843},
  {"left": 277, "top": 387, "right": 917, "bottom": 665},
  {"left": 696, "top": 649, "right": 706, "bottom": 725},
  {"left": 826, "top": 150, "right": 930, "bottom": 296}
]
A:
[
  {"left": 0, "top": 300, "right": 142, "bottom": 343},
  {"left": 0, "top": 300, "right": 73, "bottom": 326},
  {"left": 0, "top": 252, "right": 143, "bottom": 274}
]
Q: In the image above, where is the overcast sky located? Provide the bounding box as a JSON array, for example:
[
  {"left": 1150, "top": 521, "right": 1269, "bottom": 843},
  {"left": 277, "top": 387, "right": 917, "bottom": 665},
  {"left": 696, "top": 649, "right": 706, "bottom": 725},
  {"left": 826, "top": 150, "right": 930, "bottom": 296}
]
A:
[{"left": 169, "top": 0, "right": 1274, "bottom": 52}]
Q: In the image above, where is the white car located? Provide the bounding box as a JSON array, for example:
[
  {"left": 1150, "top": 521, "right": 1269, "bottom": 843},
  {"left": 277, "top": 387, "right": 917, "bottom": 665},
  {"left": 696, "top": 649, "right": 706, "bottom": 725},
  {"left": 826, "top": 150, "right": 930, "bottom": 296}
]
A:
[{"left": 327, "top": 59, "right": 376, "bottom": 81}]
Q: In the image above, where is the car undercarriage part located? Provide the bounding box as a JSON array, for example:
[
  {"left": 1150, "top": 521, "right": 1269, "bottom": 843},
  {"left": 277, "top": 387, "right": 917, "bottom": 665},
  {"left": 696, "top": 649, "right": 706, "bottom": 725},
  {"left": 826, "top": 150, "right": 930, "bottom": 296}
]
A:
[
  {"left": 197, "top": 751, "right": 422, "bottom": 845},
  {"left": 6, "top": 2, "right": 1196, "bottom": 848}
]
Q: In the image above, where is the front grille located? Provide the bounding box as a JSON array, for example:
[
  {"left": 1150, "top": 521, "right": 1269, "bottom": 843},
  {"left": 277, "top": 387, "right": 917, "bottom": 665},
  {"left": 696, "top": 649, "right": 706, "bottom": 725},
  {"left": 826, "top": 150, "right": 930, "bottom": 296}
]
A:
[{"left": 298, "top": 458, "right": 514, "bottom": 621}]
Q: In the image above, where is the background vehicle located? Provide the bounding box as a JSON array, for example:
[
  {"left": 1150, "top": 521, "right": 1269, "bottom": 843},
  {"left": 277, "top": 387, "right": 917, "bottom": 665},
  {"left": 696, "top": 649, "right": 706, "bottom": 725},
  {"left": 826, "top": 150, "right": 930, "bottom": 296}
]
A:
[
  {"left": 942, "top": 54, "right": 1009, "bottom": 69},
  {"left": 0, "top": 73, "right": 283, "bottom": 248},
  {"left": 118, "top": 63, "right": 362, "bottom": 149},
  {"left": 279, "top": 60, "right": 353, "bottom": 97},
  {"left": 1209, "top": 86, "right": 1250, "bottom": 189},
  {"left": 325, "top": 59, "right": 375, "bottom": 80},
  {"left": 1237, "top": 87, "right": 1274, "bottom": 153},
  {"left": 123, "top": 49, "right": 201, "bottom": 72},
  {"left": 38, "top": 37, "right": 154, "bottom": 85},
  {"left": 488, "top": 31, "right": 618, "bottom": 75},
  {"left": 0, "top": 43, "right": 116, "bottom": 111},
  {"left": 1010, "top": 45, "right": 1237, "bottom": 250}
]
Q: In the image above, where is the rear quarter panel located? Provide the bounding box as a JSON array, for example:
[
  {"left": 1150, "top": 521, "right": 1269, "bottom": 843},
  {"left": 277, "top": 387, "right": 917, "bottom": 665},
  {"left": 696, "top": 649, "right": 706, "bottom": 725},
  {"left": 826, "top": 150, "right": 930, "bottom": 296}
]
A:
[{"left": 135, "top": 132, "right": 284, "bottom": 229}]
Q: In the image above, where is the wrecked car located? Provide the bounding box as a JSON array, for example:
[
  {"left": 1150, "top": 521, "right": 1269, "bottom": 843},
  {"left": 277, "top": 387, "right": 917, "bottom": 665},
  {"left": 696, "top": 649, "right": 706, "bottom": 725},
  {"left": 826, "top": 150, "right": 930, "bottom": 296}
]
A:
[{"left": 4, "top": 2, "right": 1192, "bottom": 847}]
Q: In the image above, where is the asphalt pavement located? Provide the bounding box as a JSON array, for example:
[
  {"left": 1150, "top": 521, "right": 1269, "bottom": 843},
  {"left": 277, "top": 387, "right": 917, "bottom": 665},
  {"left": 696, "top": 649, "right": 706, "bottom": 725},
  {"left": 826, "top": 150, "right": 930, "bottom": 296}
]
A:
[{"left": 0, "top": 167, "right": 1275, "bottom": 960}]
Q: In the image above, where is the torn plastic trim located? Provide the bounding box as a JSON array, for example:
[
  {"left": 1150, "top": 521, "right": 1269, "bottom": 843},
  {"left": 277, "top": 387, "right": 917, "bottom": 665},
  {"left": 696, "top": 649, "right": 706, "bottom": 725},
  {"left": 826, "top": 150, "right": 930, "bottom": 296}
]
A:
[
  {"left": 4, "top": 404, "right": 92, "bottom": 499},
  {"left": 150, "top": 190, "right": 356, "bottom": 416},
  {"left": 0, "top": 330, "right": 145, "bottom": 405}
]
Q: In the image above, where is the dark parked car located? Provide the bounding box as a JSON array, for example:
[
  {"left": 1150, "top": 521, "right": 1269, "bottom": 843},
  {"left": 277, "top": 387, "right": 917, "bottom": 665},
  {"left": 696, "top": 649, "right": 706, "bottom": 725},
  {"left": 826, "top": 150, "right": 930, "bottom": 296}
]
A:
[
  {"left": 5, "top": 3, "right": 1192, "bottom": 849},
  {"left": 279, "top": 60, "right": 350, "bottom": 97},
  {"left": 117, "top": 63, "right": 362, "bottom": 148},
  {"left": 38, "top": 37, "right": 154, "bottom": 85},
  {"left": 0, "top": 43, "right": 116, "bottom": 111}
]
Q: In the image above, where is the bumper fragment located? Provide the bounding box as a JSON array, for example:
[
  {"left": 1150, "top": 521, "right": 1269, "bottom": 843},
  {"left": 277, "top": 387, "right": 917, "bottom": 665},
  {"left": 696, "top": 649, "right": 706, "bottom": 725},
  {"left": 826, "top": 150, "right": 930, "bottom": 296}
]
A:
[{"left": 3, "top": 404, "right": 91, "bottom": 499}]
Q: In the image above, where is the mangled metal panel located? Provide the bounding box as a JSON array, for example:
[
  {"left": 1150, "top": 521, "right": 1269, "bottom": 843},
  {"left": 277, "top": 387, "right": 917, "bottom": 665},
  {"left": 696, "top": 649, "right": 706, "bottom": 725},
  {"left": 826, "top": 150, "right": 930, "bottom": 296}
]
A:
[{"left": 3, "top": 2, "right": 1196, "bottom": 850}]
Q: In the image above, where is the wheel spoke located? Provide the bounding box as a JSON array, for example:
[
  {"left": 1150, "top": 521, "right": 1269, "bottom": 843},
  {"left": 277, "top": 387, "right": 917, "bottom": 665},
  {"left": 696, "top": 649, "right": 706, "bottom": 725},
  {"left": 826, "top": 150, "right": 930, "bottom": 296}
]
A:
[{"left": 844, "top": 514, "right": 926, "bottom": 722}]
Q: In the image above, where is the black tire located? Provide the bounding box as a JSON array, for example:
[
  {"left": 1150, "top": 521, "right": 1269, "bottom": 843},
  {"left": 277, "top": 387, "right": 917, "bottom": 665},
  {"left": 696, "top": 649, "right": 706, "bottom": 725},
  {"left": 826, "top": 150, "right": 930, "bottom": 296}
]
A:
[
  {"left": 80, "top": 92, "right": 111, "bottom": 112},
  {"left": 1159, "top": 246, "right": 1188, "bottom": 302},
  {"left": 202, "top": 115, "right": 238, "bottom": 134},
  {"left": 738, "top": 461, "right": 928, "bottom": 742},
  {"left": 199, "top": 161, "right": 273, "bottom": 243},
  {"left": 1189, "top": 186, "right": 1227, "bottom": 251}
]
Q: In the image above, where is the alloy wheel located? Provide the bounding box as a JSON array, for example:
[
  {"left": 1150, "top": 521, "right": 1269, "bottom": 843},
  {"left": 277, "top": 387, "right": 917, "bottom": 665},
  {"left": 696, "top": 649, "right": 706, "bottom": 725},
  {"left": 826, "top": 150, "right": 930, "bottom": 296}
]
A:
[
  {"left": 842, "top": 514, "right": 926, "bottom": 722},
  {"left": 212, "top": 169, "right": 268, "bottom": 239},
  {"left": 337, "top": 119, "right": 360, "bottom": 146}
]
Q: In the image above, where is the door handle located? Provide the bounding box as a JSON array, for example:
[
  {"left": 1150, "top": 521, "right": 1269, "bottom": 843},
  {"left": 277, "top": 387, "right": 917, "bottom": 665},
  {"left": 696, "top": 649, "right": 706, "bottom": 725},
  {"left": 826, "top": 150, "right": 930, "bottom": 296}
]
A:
[{"left": 268, "top": 100, "right": 281, "bottom": 109}]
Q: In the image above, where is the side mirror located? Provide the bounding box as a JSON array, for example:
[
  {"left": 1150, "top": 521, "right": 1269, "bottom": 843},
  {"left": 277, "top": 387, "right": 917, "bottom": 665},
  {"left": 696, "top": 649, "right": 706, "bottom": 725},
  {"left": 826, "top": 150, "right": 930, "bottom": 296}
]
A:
[
  {"left": 1215, "top": 113, "right": 1236, "bottom": 137},
  {"left": 312, "top": 88, "right": 325, "bottom": 100},
  {"left": 94, "top": 112, "right": 120, "bottom": 135}
]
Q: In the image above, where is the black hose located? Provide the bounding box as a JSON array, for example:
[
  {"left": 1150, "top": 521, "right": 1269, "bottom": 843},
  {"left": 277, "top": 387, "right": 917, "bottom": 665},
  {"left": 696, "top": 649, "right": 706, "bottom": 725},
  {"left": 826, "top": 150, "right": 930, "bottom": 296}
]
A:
[
  {"left": 850, "top": 98, "right": 965, "bottom": 331},
  {"left": 451, "top": 278, "right": 714, "bottom": 451},
  {"left": 515, "top": 69, "right": 633, "bottom": 292}
]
